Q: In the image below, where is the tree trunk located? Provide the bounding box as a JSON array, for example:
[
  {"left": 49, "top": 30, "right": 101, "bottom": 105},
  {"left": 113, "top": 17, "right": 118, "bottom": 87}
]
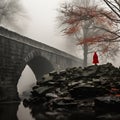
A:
[
  {"left": 83, "top": 22, "right": 89, "bottom": 67},
  {"left": 83, "top": 43, "right": 88, "bottom": 67}
]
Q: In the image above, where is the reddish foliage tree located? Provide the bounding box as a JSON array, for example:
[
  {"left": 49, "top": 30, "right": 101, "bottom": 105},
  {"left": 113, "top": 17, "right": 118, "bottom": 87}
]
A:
[{"left": 57, "top": 0, "right": 119, "bottom": 67}]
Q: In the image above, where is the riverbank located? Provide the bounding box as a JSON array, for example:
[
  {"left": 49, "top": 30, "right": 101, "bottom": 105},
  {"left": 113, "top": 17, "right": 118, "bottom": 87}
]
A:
[{"left": 23, "top": 63, "right": 120, "bottom": 112}]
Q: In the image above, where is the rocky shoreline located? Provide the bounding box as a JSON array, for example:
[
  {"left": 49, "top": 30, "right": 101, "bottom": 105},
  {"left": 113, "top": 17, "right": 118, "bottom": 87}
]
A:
[{"left": 23, "top": 63, "right": 120, "bottom": 119}]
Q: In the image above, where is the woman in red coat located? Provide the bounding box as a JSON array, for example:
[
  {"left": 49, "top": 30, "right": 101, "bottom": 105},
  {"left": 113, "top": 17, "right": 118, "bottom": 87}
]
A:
[{"left": 93, "top": 52, "right": 99, "bottom": 65}]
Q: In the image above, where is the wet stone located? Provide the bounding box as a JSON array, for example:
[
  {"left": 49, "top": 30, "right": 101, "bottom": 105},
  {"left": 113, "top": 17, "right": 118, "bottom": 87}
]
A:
[
  {"left": 45, "top": 93, "right": 58, "bottom": 98},
  {"left": 49, "top": 71, "right": 58, "bottom": 76},
  {"left": 31, "top": 86, "right": 53, "bottom": 96},
  {"left": 95, "top": 96, "right": 120, "bottom": 110},
  {"left": 23, "top": 63, "right": 120, "bottom": 114}
]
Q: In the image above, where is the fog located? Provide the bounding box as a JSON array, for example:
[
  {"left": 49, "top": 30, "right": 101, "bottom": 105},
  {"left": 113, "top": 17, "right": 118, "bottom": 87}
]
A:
[
  {"left": 14, "top": 0, "right": 120, "bottom": 95},
  {"left": 19, "top": 0, "right": 78, "bottom": 56}
]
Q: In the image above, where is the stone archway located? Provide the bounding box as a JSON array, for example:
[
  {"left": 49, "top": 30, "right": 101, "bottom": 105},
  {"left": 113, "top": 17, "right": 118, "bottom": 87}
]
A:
[
  {"left": 27, "top": 55, "right": 54, "bottom": 81},
  {"left": 17, "top": 54, "right": 54, "bottom": 100},
  {"left": 24, "top": 50, "right": 54, "bottom": 81},
  {"left": 0, "top": 51, "right": 54, "bottom": 101}
]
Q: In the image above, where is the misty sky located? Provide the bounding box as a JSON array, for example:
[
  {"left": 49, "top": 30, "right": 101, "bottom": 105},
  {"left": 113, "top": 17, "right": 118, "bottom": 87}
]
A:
[{"left": 20, "top": 0, "right": 78, "bottom": 57}]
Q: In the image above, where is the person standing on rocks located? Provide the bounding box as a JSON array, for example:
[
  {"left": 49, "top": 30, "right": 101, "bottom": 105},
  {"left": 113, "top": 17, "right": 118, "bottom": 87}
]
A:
[{"left": 93, "top": 52, "right": 99, "bottom": 65}]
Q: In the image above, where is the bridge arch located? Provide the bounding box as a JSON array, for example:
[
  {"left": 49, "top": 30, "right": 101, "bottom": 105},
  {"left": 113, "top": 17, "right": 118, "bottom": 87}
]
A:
[
  {"left": 23, "top": 50, "right": 54, "bottom": 81},
  {"left": 0, "top": 27, "right": 82, "bottom": 101},
  {"left": 17, "top": 50, "right": 54, "bottom": 99}
]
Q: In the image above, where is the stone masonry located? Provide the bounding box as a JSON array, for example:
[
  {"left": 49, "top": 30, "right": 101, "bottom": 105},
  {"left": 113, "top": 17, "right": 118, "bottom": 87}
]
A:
[{"left": 0, "top": 27, "right": 82, "bottom": 101}]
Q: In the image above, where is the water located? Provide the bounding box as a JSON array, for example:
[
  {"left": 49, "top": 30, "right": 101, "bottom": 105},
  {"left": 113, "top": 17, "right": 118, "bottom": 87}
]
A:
[
  {"left": 0, "top": 101, "right": 95, "bottom": 120},
  {"left": 0, "top": 99, "right": 96, "bottom": 120},
  {"left": 17, "top": 102, "right": 35, "bottom": 120},
  {"left": 0, "top": 102, "right": 35, "bottom": 120},
  {"left": 1, "top": 101, "right": 120, "bottom": 120}
]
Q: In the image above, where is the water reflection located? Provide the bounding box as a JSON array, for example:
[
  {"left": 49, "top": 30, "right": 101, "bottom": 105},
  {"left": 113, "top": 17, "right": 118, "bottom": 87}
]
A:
[
  {"left": 0, "top": 101, "right": 96, "bottom": 120},
  {"left": 17, "top": 102, "right": 35, "bottom": 120},
  {"left": 1, "top": 101, "right": 120, "bottom": 120},
  {"left": 0, "top": 102, "right": 35, "bottom": 120},
  {"left": 0, "top": 102, "right": 19, "bottom": 120},
  {"left": 29, "top": 106, "right": 96, "bottom": 120}
]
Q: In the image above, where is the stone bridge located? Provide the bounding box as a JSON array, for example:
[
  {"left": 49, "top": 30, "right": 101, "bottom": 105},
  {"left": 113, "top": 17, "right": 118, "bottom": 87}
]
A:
[{"left": 0, "top": 27, "right": 82, "bottom": 101}]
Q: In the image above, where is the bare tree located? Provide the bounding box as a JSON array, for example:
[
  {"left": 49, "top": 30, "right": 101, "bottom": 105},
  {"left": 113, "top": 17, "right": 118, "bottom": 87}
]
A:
[
  {"left": 0, "top": 0, "right": 28, "bottom": 32},
  {"left": 101, "top": 0, "right": 120, "bottom": 41}
]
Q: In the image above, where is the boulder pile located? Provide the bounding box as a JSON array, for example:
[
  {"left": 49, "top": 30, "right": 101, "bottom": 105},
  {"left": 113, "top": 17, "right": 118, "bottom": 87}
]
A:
[{"left": 23, "top": 63, "right": 120, "bottom": 112}]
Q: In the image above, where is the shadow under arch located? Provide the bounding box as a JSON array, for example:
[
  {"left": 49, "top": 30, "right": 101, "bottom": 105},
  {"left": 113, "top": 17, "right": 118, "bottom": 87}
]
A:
[
  {"left": 27, "top": 55, "right": 54, "bottom": 81},
  {"left": 15, "top": 51, "right": 54, "bottom": 101},
  {"left": 17, "top": 54, "right": 54, "bottom": 100}
]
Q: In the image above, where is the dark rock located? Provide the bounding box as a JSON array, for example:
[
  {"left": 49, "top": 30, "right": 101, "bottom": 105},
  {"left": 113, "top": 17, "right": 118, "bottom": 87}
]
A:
[
  {"left": 45, "top": 111, "right": 60, "bottom": 116},
  {"left": 23, "top": 63, "right": 120, "bottom": 114},
  {"left": 49, "top": 71, "right": 58, "bottom": 76},
  {"left": 69, "top": 86, "right": 108, "bottom": 98},
  {"left": 96, "top": 113, "right": 120, "bottom": 120},
  {"left": 31, "top": 86, "right": 53, "bottom": 96},
  {"left": 95, "top": 96, "right": 120, "bottom": 111},
  {"left": 45, "top": 93, "right": 58, "bottom": 98},
  {"left": 50, "top": 97, "right": 77, "bottom": 109},
  {"left": 68, "top": 81, "right": 84, "bottom": 88},
  {"left": 82, "top": 65, "right": 98, "bottom": 77},
  {"left": 37, "top": 74, "right": 54, "bottom": 85},
  {"left": 35, "top": 113, "right": 48, "bottom": 120},
  {"left": 32, "top": 85, "right": 39, "bottom": 90},
  {"left": 59, "top": 70, "right": 66, "bottom": 76}
]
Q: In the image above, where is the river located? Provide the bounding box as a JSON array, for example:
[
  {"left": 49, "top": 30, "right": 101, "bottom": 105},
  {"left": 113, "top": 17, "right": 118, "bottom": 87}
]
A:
[
  {"left": 1, "top": 100, "right": 120, "bottom": 120},
  {"left": 0, "top": 101, "right": 96, "bottom": 120},
  {"left": 0, "top": 102, "right": 35, "bottom": 120}
]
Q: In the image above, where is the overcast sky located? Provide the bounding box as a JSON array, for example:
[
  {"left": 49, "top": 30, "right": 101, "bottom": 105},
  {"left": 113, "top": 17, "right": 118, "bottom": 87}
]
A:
[{"left": 20, "top": 0, "right": 78, "bottom": 57}]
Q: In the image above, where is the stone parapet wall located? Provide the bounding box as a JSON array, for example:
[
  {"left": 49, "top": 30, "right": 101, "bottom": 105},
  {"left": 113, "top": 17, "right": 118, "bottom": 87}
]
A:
[{"left": 0, "top": 27, "right": 82, "bottom": 66}]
